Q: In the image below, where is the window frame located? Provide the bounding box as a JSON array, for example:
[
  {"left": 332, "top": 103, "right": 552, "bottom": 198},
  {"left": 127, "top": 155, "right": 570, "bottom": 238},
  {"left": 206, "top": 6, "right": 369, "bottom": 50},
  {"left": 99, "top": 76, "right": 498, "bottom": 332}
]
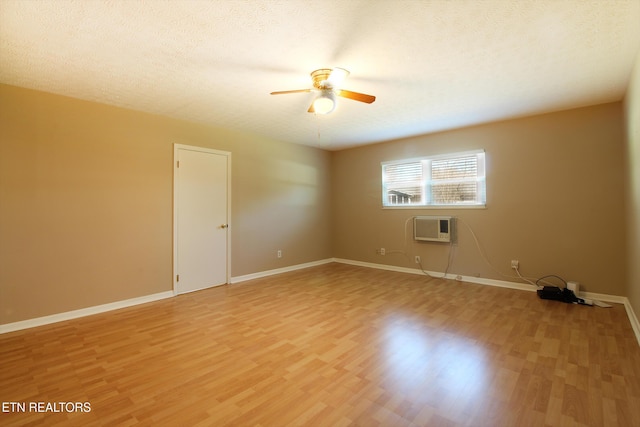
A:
[{"left": 381, "top": 150, "right": 486, "bottom": 209}]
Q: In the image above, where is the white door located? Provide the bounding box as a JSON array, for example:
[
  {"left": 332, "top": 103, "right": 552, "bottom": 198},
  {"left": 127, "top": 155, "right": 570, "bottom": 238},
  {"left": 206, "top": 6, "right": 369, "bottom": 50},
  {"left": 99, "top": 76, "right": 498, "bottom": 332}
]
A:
[{"left": 174, "top": 145, "right": 230, "bottom": 294}]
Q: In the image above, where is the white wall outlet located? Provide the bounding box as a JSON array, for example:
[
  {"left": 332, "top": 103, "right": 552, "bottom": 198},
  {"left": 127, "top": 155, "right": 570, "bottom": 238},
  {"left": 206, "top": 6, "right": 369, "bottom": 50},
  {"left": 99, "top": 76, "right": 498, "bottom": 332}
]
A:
[
  {"left": 567, "top": 281, "right": 580, "bottom": 294},
  {"left": 277, "top": 250, "right": 282, "bottom": 258},
  {"left": 380, "top": 248, "right": 385, "bottom": 255},
  {"left": 415, "top": 256, "right": 421, "bottom": 264},
  {"left": 511, "top": 260, "right": 519, "bottom": 269}
]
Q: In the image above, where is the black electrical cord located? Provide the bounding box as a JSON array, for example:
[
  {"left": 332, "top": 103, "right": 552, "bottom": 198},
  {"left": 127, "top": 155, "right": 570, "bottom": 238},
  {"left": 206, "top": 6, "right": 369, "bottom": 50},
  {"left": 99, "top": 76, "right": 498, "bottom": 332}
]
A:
[{"left": 535, "top": 275, "right": 568, "bottom": 288}]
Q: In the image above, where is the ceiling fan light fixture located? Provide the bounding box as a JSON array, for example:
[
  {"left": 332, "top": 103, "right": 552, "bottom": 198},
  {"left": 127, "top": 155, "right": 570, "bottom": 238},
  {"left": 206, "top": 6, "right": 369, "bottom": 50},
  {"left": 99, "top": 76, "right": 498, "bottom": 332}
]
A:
[
  {"left": 271, "top": 67, "right": 375, "bottom": 113},
  {"left": 313, "top": 91, "right": 336, "bottom": 114}
]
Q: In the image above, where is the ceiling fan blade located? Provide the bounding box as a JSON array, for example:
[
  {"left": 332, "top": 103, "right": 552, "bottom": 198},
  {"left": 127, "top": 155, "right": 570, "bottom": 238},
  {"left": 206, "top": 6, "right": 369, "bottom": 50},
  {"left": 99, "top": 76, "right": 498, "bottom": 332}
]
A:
[
  {"left": 270, "top": 89, "right": 312, "bottom": 95},
  {"left": 337, "top": 89, "right": 376, "bottom": 104}
]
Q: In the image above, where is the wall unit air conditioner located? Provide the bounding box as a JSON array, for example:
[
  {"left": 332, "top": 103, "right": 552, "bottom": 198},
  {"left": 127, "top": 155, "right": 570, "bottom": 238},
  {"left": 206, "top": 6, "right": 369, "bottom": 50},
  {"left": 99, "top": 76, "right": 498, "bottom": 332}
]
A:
[{"left": 413, "top": 216, "right": 456, "bottom": 243}]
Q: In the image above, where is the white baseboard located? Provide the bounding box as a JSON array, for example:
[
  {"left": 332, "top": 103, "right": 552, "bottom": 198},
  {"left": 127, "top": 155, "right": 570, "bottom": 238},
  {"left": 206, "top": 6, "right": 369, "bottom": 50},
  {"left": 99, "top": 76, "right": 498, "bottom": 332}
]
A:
[
  {"left": 0, "top": 259, "right": 334, "bottom": 335},
  {"left": 333, "top": 258, "right": 536, "bottom": 292},
  {"left": 230, "top": 258, "right": 334, "bottom": 284},
  {"left": 3, "top": 258, "right": 639, "bottom": 347},
  {"left": 0, "top": 291, "right": 174, "bottom": 334},
  {"left": 333, "top": 258, "right": 640, "bottom": 346}
]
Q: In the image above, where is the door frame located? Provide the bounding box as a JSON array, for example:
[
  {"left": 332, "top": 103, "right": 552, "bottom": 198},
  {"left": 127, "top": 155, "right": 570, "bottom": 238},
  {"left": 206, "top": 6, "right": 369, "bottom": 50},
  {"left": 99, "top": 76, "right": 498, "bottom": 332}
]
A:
[{"left": 173, "top": 144, "right": 232, "bottom": 295}]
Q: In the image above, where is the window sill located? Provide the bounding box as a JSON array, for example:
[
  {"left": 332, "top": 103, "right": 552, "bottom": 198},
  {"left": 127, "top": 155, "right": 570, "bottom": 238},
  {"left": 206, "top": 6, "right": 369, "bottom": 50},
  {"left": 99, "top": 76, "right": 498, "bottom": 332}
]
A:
[{"left": 382, "top": 204, "right": 486, "bottom": 210}]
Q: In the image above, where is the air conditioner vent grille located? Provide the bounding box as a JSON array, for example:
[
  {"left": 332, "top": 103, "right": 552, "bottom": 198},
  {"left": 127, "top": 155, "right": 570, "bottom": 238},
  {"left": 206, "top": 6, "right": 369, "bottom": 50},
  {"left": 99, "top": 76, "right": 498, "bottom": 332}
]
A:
[{"left": 413, "top": 216, "right": 456, "bottom": 243}]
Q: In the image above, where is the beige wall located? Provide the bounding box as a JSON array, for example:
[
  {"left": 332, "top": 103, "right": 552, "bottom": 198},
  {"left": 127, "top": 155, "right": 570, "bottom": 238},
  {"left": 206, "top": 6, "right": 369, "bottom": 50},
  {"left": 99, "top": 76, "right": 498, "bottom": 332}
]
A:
[
  {"left": 332, "top": 103, "right": 627, "bottom": 296},
  {"left": 0, "top": 82, "right": 633, "bottom": 326},
  {"left": 0, "top": 84, "right": 332, "bottom": 324},
  {"left": 624, "top": 50, "right": 640, "bottom": 320}
]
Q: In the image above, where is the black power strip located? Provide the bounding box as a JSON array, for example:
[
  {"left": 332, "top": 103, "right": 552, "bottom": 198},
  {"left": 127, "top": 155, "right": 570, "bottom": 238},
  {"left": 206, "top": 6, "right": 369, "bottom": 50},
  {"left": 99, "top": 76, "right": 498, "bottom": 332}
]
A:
[{"left": 537, "top": 286, "right": 593, "bottom": 306}]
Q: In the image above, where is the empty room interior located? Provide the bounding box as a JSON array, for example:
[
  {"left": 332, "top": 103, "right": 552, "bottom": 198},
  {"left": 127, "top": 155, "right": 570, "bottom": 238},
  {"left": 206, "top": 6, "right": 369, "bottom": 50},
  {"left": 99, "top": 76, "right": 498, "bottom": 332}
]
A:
[{"left": 2, "top": 1, "right": 640, "bottom": 426}]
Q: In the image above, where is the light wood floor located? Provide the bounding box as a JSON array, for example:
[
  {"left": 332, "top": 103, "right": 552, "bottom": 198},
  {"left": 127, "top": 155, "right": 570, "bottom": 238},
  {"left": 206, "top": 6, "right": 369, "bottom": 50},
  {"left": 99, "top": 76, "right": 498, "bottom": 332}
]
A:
[{"left": 1, "top": 263, "right": 640, "bottom": 426}]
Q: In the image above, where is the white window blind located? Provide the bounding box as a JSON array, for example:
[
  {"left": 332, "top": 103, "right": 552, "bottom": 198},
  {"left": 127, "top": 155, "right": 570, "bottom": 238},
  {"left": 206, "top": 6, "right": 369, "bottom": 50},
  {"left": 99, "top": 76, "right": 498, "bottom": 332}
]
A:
[
  {"left": 382, "top": 150, "right": 486, "bottom": 208},
  {"left": 383, "top": 161, "right": 423, "bottom": 205}
]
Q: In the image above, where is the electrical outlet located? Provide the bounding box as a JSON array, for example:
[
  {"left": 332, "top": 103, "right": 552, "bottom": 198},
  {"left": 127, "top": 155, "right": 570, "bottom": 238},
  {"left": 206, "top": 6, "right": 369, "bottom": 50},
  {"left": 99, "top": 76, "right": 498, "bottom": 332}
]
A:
[
  {"left": 511, "top": 259, "right": 519, "bottom": 269},
  {"left": 380, "top": 248, "right": 385, "bottom": 255},
  {"left": 415, "top": 256, "right": 421, "bottom": 264},
  {"left": 277, "top": 250, "right": 282, "bottom": 258}
]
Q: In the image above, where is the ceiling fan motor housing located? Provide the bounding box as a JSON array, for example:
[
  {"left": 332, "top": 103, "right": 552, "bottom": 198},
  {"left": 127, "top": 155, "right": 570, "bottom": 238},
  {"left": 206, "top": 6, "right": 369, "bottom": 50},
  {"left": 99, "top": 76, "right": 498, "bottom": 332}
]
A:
[{"left": 311, "top": 69, "right": 334, "bottom": 89}]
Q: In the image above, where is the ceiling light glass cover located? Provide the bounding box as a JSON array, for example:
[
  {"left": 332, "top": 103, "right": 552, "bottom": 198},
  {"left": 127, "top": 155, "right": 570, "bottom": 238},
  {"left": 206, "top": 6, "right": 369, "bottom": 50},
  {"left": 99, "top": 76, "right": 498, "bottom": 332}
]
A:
[{"left": 313, "top": 90, "right": 336, "bottom": 114}]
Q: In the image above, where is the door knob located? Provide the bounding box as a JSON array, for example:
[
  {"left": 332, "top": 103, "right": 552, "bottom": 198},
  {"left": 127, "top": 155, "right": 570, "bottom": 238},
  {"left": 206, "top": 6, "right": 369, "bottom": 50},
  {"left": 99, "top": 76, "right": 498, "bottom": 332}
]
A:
[{"left": 220, "top": 224, "right": 228, "bottom": 229}]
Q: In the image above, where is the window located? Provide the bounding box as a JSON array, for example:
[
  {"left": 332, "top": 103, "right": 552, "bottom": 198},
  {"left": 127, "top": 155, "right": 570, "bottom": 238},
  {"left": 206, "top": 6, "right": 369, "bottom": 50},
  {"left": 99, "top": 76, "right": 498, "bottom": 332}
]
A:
[{"left": 382, "top": 150, "right": 486, "bottom": 208}]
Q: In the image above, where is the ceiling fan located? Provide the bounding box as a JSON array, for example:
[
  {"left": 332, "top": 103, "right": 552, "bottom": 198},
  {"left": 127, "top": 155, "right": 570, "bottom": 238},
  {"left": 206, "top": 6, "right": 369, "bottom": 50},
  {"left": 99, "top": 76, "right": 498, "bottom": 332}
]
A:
[{"left": 270, "top": 67, "right": 376, "bottom": 114}]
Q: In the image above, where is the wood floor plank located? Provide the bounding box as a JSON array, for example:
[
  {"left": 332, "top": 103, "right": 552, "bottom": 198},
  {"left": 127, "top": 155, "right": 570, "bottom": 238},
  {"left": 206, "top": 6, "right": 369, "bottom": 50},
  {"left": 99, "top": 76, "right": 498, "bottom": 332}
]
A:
[{"left": 1, "top": 263, "right": 640, "bottom": 426}]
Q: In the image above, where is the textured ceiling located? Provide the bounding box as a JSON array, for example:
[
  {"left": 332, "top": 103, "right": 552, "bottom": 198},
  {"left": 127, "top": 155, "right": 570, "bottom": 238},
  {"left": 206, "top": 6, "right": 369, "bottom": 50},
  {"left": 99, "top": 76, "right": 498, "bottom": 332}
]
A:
[{"left": 1, "top": 0, "right": 639, "bottom": 150}]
